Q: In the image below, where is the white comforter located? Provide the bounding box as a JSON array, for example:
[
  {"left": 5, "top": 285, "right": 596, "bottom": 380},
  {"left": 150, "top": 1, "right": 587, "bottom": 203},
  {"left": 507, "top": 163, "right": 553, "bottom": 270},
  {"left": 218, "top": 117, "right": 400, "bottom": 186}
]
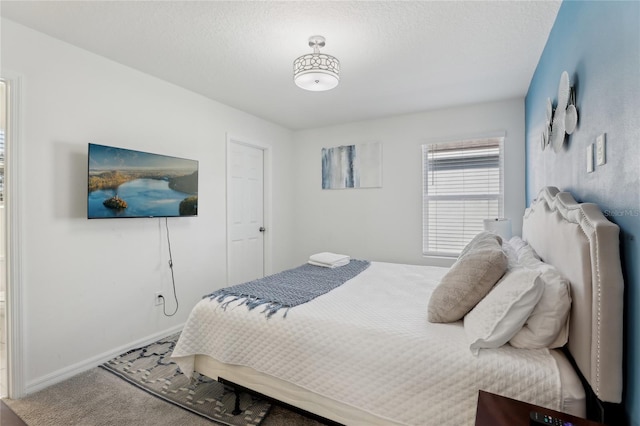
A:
[{"left": 172, "top": 262, "right": 562, "bottom": 426}]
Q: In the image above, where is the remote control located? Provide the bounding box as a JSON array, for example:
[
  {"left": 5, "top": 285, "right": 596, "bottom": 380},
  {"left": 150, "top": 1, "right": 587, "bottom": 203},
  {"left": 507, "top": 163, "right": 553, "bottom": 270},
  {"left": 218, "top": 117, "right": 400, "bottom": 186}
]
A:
[{"left": 530, "top": 411, "right": 575, "bottom": 426}]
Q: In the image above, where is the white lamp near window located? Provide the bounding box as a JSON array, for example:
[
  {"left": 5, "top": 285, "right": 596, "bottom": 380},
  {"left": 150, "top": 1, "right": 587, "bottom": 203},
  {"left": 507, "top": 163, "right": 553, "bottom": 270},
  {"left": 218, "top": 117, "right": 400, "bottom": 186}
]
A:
[{"left": 483, "top": 218, "right": 512, "bottom": 240}]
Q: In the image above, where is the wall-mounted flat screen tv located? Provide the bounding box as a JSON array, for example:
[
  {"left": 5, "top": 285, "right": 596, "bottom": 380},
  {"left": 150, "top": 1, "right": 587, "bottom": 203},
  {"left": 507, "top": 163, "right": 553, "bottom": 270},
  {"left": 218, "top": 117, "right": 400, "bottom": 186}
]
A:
[{"left": 88, "top": 143, "right": 198, "bottom": 219}]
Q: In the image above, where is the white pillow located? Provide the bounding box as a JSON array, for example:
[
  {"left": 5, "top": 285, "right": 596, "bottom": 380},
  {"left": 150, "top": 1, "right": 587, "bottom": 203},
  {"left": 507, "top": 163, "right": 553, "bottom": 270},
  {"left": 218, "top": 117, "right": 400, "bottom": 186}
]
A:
[
  {"left": 501, "top": 240, "right": 519, "bottom": 270},
  {"left": 517, "top": 244, "right": 543, "bottom": 268},
  {"left": 464, "top": 268, "right": 543, "bottom": 355},
  {"left": 508, "top": 236, "right": 527, "bottom": 252},
  {"left": 509, "top": 261, "right": 572, "bottom": 349}
]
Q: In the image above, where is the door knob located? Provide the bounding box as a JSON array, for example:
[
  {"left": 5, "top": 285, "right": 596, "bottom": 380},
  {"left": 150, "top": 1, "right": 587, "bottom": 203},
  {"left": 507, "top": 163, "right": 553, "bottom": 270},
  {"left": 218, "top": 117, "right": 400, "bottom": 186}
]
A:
[{"left": 259, "top": 227, "right": 266, "bottom": 232}]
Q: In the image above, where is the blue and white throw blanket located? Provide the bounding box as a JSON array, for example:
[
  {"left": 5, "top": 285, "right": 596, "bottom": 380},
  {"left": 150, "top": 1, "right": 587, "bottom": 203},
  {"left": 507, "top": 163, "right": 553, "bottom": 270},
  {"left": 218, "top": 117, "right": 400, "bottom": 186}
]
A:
[{"left": 206, "top": 260, "right": 370, "bottom": 318}]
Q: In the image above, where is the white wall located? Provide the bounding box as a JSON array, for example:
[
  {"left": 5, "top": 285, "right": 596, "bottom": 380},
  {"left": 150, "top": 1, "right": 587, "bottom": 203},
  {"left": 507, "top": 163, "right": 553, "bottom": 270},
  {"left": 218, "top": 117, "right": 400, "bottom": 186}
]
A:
[
  {"left": 292, "top": 99, "right": 526, "bottom": 267},
  {"left": 1, "top": 18, "right": 526, "bottom": 395},
  {"left": 1, "top": 19, "right": 295, "bottom": 393}
]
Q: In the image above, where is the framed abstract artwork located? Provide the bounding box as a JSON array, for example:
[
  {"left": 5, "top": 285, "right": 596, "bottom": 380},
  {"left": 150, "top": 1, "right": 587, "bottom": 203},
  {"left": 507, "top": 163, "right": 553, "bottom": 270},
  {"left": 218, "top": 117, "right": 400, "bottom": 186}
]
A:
[{"left": 321, "top": 142, "right": 382, "bottom": 189}]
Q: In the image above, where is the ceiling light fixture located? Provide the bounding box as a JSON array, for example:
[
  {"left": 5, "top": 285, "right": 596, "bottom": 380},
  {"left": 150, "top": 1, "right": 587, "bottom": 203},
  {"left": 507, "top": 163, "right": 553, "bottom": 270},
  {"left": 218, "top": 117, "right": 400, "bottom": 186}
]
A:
[{"left": 293, "top": 35, "right": 340, "bottom": 92}]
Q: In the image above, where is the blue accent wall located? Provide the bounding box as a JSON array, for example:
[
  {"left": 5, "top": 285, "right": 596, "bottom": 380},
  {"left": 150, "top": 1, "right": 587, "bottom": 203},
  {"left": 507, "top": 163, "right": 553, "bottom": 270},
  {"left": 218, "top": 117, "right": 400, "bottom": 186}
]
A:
[{"left": 525, "top": 1, "right": 640, "bottom": 424}]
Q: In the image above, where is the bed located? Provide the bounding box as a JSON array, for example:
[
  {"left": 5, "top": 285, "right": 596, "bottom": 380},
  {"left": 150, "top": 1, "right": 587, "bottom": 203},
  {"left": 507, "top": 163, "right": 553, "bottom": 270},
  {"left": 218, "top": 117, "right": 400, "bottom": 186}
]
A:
[{"left": 171, "top": 186, "right": 624, "bottom": 425}]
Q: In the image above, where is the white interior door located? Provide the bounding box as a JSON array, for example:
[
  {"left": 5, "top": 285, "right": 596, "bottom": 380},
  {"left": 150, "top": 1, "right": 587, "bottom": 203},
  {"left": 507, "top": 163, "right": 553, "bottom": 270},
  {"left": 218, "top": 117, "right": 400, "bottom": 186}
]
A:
[{"left": 227, "top": 141, "right": 265, "bottom": 285}]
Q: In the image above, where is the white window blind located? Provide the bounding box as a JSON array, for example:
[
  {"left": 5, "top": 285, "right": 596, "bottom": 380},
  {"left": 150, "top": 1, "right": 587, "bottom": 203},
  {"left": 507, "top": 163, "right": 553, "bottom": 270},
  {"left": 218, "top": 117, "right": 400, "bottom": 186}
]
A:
[{"left": 422, "top": 136, "right": 504, "bottom": 257}]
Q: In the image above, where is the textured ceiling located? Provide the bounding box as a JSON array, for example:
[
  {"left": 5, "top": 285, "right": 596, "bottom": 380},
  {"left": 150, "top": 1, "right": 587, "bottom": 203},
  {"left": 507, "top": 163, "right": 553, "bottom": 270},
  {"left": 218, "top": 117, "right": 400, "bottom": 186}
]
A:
[{"left": 0, "top": 1, "right": 561, "bottom": 130}]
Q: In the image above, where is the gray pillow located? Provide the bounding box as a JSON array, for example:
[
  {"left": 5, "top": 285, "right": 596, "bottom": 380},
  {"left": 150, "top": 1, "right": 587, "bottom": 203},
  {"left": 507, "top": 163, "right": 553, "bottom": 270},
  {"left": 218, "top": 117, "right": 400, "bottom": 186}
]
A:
[
  {"left": 458, "top": 231, "right": 503, "bottom": 259},
  {"left": 428, "top": 238, "right": 508, "bottom": 323}
]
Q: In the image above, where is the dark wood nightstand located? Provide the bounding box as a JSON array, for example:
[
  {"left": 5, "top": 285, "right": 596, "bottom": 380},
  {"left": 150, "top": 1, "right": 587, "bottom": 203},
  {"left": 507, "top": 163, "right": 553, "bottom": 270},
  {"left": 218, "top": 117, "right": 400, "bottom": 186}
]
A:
[{"left": 475, "top": 390, "right": 606, "bottom": 426}]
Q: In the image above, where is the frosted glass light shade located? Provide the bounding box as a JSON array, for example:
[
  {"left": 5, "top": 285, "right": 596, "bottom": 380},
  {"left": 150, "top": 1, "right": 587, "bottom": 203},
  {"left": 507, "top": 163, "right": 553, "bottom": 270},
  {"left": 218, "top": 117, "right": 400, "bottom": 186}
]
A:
[{"left": 294, "top": 70, "right": 339, "bottom": 91}]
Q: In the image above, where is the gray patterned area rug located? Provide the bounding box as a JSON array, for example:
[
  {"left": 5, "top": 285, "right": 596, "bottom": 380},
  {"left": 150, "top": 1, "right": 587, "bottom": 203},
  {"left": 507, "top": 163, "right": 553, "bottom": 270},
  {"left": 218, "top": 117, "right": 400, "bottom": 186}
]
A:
[{"left": 100, "top": 332, "right": 271, "bottom": 426}]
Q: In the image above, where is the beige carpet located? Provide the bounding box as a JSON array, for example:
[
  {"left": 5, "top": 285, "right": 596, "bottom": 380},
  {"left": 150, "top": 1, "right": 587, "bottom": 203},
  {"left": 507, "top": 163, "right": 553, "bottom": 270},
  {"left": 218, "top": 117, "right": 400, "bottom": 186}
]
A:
[{"left": 4, "top": 368, "right": 327, "bottom": 426}]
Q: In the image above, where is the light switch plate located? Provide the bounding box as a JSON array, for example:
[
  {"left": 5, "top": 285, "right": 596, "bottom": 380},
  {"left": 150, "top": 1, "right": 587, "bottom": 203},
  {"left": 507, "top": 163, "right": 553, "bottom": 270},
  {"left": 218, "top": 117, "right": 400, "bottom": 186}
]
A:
[
  {"left": 587, "top": 144, "right": 594, "bottom": 173},
  {"left": 596, "top": 134, "right": 606, "bottom": 166}
]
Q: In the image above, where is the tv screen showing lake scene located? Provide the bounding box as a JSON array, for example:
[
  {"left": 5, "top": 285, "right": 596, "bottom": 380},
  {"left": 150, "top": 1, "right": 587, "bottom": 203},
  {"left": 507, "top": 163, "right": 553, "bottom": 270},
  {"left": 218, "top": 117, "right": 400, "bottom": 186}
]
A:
[{"left": 88, "top": 143, "right": 198, "bottom": 219}]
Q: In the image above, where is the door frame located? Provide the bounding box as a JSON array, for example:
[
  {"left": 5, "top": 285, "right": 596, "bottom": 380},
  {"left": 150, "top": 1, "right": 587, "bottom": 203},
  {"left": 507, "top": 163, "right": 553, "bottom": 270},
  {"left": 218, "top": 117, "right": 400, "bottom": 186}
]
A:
[
  {"left": 225, "top": 133, "right": 272, "bottom": 284},
  {"left": 2, "top": 72, "right": 25, "bottom": 398}
]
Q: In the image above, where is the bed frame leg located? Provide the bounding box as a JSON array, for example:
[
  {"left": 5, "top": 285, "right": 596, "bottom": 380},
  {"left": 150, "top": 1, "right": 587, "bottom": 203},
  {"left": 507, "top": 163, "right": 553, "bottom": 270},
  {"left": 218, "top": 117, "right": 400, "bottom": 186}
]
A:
[{"left": 232, "top": 389, "right": 242, "bottom": 415}]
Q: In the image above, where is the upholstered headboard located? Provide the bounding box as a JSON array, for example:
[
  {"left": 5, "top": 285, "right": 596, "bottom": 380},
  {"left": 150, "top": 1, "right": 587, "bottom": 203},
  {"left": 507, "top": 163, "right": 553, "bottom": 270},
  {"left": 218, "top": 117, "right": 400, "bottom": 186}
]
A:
[{"left": 522, "top": 187, "right": 623, "bottom": 403}]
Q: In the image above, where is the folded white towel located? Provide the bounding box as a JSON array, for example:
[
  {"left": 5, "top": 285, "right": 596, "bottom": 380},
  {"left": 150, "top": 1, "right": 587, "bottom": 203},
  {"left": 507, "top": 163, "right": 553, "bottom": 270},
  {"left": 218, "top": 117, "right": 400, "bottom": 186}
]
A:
[
  {"left": 308, "top": 259, "right": 350, "bottom": 269},
  {"left": 308, "top": 252, "right": 351, "bottom": 268}
]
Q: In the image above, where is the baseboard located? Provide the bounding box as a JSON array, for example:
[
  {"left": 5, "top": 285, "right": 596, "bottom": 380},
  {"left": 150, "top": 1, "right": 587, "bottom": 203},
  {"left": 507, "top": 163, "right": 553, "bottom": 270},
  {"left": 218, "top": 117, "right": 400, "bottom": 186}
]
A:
[{"left": 24, "top": 324, "right": 184, "bottom": 395}]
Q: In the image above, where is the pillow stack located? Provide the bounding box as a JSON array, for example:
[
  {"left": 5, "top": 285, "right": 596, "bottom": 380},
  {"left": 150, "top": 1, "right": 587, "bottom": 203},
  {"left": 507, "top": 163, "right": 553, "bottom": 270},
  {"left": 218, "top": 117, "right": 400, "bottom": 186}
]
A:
[
  {"left": 427, "top": 232, "right": 572, "bottom": 355},
  {"left": 464, "top": 268, "right": 543, "bottom": 355},
  {"left": 508, "top": 240, "right": 572, "bottom": 349}
]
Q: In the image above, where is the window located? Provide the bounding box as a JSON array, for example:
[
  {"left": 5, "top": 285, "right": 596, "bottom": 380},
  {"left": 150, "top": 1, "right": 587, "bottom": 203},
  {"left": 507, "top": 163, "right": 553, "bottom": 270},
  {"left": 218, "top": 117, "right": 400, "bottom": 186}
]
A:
[{"left": 422, "top": 136, "right": 504, "bottom": 257}]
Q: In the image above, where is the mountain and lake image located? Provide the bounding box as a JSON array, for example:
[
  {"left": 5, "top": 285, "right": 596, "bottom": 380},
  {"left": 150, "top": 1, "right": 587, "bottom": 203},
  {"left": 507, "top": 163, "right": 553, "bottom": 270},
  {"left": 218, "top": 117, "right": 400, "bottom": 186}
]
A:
[{"left": 88, "top": 144, "right": 198, "bottom": 218}]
